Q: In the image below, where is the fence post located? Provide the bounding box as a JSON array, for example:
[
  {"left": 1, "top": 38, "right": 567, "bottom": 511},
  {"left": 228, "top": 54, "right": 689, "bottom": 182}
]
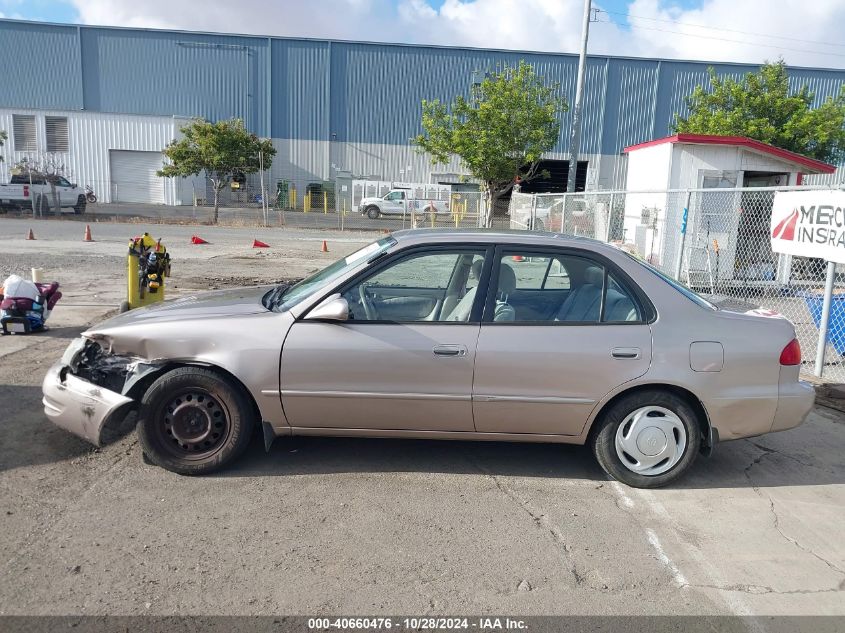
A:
[
  {"left": 814, "top": 260, "right": 837, "bottom": 378},
  {"left": 673, "top": 190, "right": 692, "bottom": 281},
  {"left": 530, "top": 195, "right": 537, "bottom": 231},
  {"left": 607, "top": 192, "right": 615, "bottom": 242}
]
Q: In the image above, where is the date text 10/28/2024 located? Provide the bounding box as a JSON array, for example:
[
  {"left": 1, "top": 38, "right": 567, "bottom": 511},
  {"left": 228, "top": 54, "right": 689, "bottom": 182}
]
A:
[{"left": 307, "top": 617, "right": 527, "bottom": 630}]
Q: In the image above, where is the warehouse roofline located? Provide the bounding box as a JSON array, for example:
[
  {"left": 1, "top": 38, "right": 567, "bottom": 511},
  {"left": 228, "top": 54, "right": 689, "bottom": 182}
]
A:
[{"left": 2, "top": 17, "right": 845, "bottom": 73}]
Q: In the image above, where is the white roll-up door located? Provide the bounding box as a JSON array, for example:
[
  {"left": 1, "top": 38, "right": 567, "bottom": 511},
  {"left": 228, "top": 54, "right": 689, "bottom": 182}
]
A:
[{"left": 109, "top": 150, "right": 165, "bottom": 204}]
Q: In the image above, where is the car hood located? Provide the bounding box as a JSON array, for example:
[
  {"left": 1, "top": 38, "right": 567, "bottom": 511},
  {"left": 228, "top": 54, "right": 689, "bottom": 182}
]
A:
[{"left": 88, "top": 286, "right": 271, "bottom": 332}]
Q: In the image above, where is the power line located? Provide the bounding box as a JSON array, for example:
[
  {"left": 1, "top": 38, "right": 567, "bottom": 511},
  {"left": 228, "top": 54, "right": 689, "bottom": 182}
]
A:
[
  {"left": 595, "top": 16, "right": 845, "bottom": 60},
  {"left": 600, "top": 9, "right": 845, "bottom": 51}
]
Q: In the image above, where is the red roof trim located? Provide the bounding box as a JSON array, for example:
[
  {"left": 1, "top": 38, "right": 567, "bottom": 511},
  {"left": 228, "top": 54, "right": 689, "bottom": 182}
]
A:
[{"left": 623, "top": 134, "right": 836, "bottom": 174}]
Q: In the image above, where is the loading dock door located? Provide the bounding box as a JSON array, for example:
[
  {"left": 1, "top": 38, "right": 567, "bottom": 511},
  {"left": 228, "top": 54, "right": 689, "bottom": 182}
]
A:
[{"left": 109, "top": 150, "right": 165, "bottom": 204}]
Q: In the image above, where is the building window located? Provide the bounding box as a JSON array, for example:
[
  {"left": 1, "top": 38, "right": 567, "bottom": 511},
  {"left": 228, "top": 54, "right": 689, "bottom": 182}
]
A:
[
  {"left": 12, "top": 115, "right": 36, "bottom": 152},
  {"left": 45, "top": 116, "right": 69, "bottom": 152}
]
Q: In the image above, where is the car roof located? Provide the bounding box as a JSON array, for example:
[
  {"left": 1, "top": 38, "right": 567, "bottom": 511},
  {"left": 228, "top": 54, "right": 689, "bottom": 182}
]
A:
[{"left": 392, "top": 228, "right": 614, "bottom": 251}]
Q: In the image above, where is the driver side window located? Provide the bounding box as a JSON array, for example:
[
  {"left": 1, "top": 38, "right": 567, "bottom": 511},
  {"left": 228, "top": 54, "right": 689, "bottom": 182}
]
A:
[{"left": 342, "top": 250, "right": 486, "bottom": 322}]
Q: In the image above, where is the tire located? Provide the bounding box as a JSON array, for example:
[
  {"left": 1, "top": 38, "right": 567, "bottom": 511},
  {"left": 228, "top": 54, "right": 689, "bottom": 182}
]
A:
[
  {"left": 137, "top": 367, "right": 255, "bottom": 475},
  {"left": 86, "top": 193, "right": 97, "bottom": 204},
  {"left": 74, "top": 195, "right": 86, "bottom": 215},
  {"left": 366, "top": 206, "right": 381, "bottom": 220},
  {"left": 591, "top": 389, "right": 701, "bottom": 488}
]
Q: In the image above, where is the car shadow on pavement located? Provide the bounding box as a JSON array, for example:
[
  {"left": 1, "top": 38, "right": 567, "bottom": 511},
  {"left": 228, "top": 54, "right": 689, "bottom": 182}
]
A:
[
  {"left": 0, "top": 384, "right": 93, "bottom": 473},
  {"left": 223, "top": 436, "right": 605, "bottom": 481},
  {"left": 217, "top": 419, "right": 845, "bottom": 489}
]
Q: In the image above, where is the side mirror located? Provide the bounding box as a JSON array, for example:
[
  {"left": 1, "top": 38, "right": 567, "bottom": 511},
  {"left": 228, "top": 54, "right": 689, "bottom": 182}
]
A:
[{"left": 305, "top": 294, "right": 349, "bottom": 322}]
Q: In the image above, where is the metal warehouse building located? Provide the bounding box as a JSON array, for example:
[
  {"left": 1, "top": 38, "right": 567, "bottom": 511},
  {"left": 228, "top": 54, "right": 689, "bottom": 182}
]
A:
[{"left": 1, "top": 18, "right": 844, "bottom": 205}]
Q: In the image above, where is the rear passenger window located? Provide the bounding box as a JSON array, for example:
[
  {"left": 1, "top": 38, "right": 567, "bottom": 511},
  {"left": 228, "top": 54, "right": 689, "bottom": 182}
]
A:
[
  {"left": 603, "top": 272, "right": 641, "bottom": 322},
  {"left": 490, "top": 251, "right": 641, "bottom": 324}
]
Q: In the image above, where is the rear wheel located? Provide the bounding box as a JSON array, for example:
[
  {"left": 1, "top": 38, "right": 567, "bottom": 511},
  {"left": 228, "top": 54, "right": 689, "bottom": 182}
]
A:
[
  {"left": 366, "top": 206, "right": 380, "bottom": 220},
  {"left": 591, "top": 389, "right": 700, "bottom": 488},
  {"left": 137, "top": 367, "right": 255, "bottom": 475}
]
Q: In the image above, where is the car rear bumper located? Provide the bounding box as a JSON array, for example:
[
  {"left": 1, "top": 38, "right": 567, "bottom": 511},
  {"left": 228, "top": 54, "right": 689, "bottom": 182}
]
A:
[
  {"left": 42, "top": 361, "right": 134, "bottom": 446},
  {"left": 771, "top": 379, "right": 815, "bottom": 433}
]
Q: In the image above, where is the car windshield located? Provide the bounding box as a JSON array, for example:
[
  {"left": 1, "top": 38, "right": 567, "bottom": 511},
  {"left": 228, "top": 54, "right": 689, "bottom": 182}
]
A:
[
  {"left": 266, "top": 236, "right": 396, "bottom": 312},
  {"left": 623, "top": 251, "right": 716, "bottom": 310}
]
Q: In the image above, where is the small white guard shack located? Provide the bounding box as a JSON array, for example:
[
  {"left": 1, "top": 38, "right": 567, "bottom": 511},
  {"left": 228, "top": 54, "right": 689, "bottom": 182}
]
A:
[{"left": 621, "top": 134, "right": 835, "bottom": 285}]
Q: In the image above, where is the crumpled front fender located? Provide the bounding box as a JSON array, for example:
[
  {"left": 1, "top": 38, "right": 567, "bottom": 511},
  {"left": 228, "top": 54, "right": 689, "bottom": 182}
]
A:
[{"left": 42, "top": 362, "right": 134, "bottom": 446}]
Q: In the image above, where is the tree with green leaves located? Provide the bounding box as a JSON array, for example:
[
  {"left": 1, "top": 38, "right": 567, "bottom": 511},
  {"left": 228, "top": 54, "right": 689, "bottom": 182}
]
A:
[
  {"left": 158, "top": 118, "right": 276, "bottom": 224},
  {"left": 414, "top": 61, "right": 567, "bottom": 226},
  {"left": 674, "top": 60, "right": 845, "bottom": 163}
]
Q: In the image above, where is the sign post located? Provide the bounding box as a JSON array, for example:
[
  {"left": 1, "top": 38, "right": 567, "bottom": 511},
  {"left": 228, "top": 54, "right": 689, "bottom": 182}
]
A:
[
  {"left": 771, "top": 190, "right": 845, "bottom": 377},
  {"left": 815, "top": 261, "right": 837, "bottom": 377}
]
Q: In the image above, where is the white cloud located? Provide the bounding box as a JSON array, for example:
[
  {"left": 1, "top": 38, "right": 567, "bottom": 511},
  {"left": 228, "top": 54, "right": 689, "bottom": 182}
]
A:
[{"left": 66, "top": 0, "right": 845, "bottom": 69}]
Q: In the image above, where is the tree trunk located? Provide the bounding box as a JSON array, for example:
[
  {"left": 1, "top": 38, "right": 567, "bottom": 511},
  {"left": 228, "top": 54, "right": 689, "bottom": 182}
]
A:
[
  {"left": 50, "top": 182, "right": 59, "bottom": 215},
  {"left": 212, "top": 186, "right": 220, "bottom": 224}
]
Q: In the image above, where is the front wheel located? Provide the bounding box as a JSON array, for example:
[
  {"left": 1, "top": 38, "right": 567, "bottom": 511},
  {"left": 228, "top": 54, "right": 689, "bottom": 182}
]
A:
[
  {"left": 591, "top": 390, "right": 700, "bottom": 488},
  {"left": 366, "top": 206, "right": 380, "bottom": 220},
  {"left": 74, "top": 195, "right": 86, "bottom": 215},
  {"left": 138, "top": 367, "right": 255, "bottom": 475}
]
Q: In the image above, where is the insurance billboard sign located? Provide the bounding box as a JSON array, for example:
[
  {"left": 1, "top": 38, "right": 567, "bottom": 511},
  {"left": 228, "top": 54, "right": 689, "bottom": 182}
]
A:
[{"left": 771, "top": 190, "right": 845, "bottom": 264}]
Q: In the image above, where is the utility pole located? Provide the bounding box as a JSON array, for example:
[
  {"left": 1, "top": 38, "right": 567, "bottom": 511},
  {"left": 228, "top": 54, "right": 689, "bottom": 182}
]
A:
[{"left": 567, "top": 0, "right": 596, "bottom": 194}]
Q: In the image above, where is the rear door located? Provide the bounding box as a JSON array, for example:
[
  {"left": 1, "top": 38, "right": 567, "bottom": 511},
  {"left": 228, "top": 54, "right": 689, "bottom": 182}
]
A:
[{"left": 472, "top": 247, "right": 652, "bottom": 436}]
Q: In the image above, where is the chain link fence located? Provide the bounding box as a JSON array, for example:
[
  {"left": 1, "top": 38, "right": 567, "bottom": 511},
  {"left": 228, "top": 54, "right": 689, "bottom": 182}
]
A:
[{"left": 510, "top": 186, "right": 845, "bottom": 382}]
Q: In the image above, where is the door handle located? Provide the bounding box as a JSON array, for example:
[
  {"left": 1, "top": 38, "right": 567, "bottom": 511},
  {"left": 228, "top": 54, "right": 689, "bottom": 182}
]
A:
[
  {"left": 611, "top": 347, "right": 641, "bottom": 359},
  {"left": 433, "top": 344, "right": 467, "bottom": 357}
]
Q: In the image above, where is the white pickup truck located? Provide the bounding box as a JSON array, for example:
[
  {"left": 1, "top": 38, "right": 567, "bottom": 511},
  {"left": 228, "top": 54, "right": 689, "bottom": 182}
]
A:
[
  {"left": 359, "top": 189, "right": 449, "bottom": 219},
  {"left": 0, "top": 174, "right": 87, "bottom": 214}
]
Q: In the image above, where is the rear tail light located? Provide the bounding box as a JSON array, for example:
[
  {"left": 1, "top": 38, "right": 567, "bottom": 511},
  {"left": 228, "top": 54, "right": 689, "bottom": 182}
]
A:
[
  {"left": 780, "top": 338, "right": 801, "bottom": 366},
  {"left": 23, "top": 185, "right": 29, "bottom": 198}
]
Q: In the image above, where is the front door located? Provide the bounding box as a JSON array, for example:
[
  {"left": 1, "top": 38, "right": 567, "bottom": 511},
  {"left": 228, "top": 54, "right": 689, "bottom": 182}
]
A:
[
  {"left": 472, "top": 249, "right": 652, "bottom": 436},
  {"left": 382, "top": 191, "right": 405, "bottom": 215},
  {"left": 56, "top": 177, "right": 75, "bottom": 206},
  {"left": 280, "top": 247, "right": 490, "bottom": 431}
]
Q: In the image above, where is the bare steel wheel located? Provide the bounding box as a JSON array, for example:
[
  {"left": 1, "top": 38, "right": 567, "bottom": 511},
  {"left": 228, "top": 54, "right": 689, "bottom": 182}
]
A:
[
  {"left": 591, "top": 389, "right": 700, "bottom": 488},
  {"left": 138, "top": 367, "right": 254, "bottom": 475},
  {"left": 161, "top": 389, "right": 230, "bottom": 459},
  {"left": 614, "top": 406, "right": 687, "bottom": 476}
]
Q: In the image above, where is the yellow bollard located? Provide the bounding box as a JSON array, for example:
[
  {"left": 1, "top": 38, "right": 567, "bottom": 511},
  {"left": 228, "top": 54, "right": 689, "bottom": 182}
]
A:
[
  {"left": 323, "top": 191, "right": 328, "bottom": 214},
  {"left": 289, "top": 187, "right": 296, "bottom": 209},
  {"left": 430, "top": 208, "right": 435, "bottom": 228},
  {"left": 305, "top": 192, "right": 311, "bottom": 213}
]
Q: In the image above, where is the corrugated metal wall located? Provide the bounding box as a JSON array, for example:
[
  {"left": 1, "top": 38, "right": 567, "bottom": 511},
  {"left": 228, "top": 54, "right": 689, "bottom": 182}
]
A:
[
  {"left": 1, "top": 19, "right": 843, "bottom": 180},
  {"left": 0, "top": 22, "right": 83, "bottom": 109}
]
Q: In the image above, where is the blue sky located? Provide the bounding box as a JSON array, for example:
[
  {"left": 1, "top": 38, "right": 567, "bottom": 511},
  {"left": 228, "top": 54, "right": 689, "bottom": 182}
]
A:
[
  {"left": 0, "top": 0, "right": 707, "bottom": 29},
  {"left": 2, "top": 0, "right": 843, "bottom": 69}
]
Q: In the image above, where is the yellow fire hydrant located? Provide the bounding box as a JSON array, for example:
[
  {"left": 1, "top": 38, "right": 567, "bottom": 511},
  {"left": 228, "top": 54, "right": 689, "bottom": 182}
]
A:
[{"left": 120, "top": 232, "right": 171, "bottom": 313}]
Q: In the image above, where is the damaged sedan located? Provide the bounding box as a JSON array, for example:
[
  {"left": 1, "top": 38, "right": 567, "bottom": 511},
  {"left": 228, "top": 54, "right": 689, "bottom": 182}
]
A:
[{"left": 43, "top": 230, "right": 814, "bottom": 487}]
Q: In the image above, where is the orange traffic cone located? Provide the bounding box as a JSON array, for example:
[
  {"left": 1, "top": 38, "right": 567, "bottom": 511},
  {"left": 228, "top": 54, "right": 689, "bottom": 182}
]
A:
[
  {"left": 83, "top": 225, "right": 93, "bottom": 242},
  {"left": 26, "top": 228, "right": 35, "bottom": 240},
  {"left": 191, "top": 235, "right": 209, "bottom": 245},
  {"left": 253, "top": 239, "right": 270, "bottom": 248},
  {"left": 321, "top": 240, "right": 328, "bottom": 253}
]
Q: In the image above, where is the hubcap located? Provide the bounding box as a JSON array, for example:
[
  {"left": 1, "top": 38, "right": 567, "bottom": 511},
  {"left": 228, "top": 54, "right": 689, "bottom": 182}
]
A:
[
  {"left": 615, "top": 406, "right": 687, "bottom": 476},
  {"left": 161, "top": 390, "right": 229, "bottom": 457}
]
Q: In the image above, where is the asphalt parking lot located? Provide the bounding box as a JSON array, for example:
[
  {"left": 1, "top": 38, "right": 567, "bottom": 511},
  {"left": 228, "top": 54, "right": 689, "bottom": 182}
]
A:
[{"left": 1, "top": 218, "right": 844, "bottom": 618}]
